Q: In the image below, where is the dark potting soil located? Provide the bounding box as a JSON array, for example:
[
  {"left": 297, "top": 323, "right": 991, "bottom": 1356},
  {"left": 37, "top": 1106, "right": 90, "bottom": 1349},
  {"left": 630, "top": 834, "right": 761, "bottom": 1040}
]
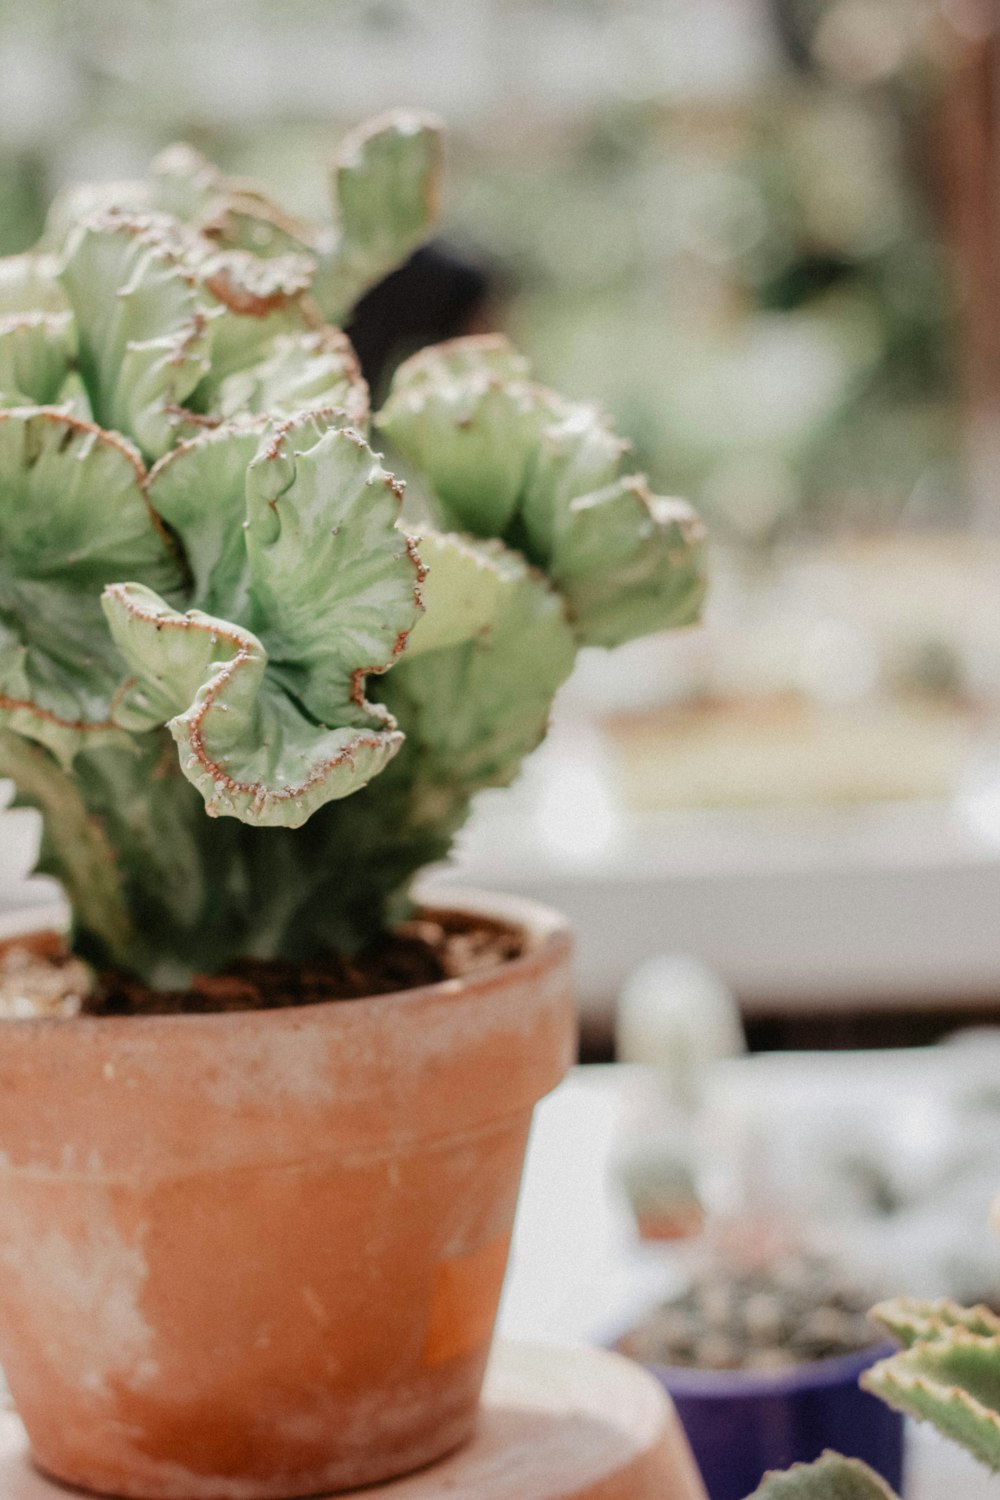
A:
[
  {"left": 616, "top": 1252, "right": 881, "bottom": 1373},
  {"left": 84, "top": 914, "right": 525, "bottom": 1018}
]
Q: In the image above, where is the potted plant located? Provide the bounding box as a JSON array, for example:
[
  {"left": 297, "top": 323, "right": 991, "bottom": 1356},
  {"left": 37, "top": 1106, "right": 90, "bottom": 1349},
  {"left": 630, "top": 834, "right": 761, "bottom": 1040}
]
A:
[
  {"left": 0, "top": 113, "right": 706, "bottom": 1499},
  {"left": 745, "top": 1290, "right": 1000, "bottom": 1497},
  {"left": 615, "top": 1247, "right": 903, "bottom": 1500}
]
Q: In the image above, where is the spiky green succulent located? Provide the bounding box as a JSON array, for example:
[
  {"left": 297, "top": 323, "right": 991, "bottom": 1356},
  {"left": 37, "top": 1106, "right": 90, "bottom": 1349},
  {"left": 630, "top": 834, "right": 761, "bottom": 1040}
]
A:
[
  {"left": 742, "top": 1287, "right": 1000, "bottom": 1497},
  {"left": 746, "top": 1454, "right": 898, "bottom": 1500},
  {"left": 0, "top": 113, "right": 706, "bottom": 984}
]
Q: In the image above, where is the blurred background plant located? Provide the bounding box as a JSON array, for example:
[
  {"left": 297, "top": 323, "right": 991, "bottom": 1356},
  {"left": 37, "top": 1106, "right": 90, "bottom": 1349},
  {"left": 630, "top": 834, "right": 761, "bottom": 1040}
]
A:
[{"left": 0, "top": 0, "right": 974, "bottom": 545}]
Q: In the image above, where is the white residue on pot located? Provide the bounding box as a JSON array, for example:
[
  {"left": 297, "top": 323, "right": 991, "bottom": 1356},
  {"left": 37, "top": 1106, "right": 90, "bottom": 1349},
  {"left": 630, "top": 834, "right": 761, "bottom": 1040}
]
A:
[{"left": 0, "top": 1208, "right": 158, "bottom": 1398}]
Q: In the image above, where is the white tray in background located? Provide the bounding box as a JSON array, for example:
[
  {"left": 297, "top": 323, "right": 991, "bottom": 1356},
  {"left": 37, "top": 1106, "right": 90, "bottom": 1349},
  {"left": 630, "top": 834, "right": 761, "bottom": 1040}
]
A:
[{"left": 427, "top": 793, "right": 1000, "bottom": 1024}]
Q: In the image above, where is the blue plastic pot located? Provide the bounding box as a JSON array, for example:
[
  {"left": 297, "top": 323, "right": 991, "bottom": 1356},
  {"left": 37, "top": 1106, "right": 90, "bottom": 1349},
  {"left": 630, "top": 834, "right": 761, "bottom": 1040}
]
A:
[{"left": 642, "top": 1342, "right": 904, "bottom": 1500}]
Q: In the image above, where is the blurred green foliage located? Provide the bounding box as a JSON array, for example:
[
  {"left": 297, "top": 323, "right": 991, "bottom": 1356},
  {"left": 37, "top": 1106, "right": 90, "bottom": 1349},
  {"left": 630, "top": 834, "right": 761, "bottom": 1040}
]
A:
[
  {"left": 457, "top": 89, "right": 959, "bottom": 545},
  {"left": 0, "top": 0, "right": 964, "bottom": 547}
]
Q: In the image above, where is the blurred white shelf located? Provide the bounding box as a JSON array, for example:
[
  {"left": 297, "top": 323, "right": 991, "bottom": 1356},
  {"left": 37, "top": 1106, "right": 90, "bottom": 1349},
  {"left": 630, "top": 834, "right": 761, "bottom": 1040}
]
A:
[{"left": 427, "top": 795, "right": 1000, "bottom": 1021}]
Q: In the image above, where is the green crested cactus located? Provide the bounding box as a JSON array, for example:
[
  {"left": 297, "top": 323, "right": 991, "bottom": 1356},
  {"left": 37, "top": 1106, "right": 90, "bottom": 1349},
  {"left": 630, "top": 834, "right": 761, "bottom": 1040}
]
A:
[{"left": 0, "top": 114, "right": 706, "bottom": 986}]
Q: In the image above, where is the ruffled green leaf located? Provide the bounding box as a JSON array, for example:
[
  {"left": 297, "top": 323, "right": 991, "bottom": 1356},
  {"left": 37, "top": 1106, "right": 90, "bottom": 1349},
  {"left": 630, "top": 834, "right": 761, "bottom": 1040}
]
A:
[
  {"left": 197, "top": 247, "right": 314, "bottom": 320},
  {"left": 146, "top": 409, "right": 364, "bottom": 620},
  {"left": 0, "top": 313, "right": 74, "bottom": 407},
  {"left": 870, "top": 1297, "right": 1000, "bottom": 1351},
  {"left": 57, "top": 205, "right": 357, "bottom": 455},
  {"left": 549, "top": 476, "right": 706, "bottom": 647},
  {"left": 103, "top": 584, "right": 403, "bottom": 829},
  {"left": 60, "top": 213, "right": 217, "bottom": 460},
  {"left": 244, "top": 417, "right": 422, "bottom": 725},
  {"left": 313, "top": 110, "right": 443, "bottom": 322},
  {"left": 146, "top": 421, "right": 266, "bottom": 617},
  {"left": 863, "top": 1333, "right": 1000, "bottom": 1471},
  {"left": 48, "top": 117, "right": 439, "bottom": 331},
  {"left": 0, "top": 253, "right": 68, "bottom": 316},
  {"left": 183, "top": 249, "right": 362, "bottom": 430},
  {"left": 150, "top": 143, "right": 318, "bottom": 263},
  {"left": 186, "top": 302, "right": 311, "bottom": 425},
  {"left": 45, "top": 156, "right": 313, "bottom": 276},
  {"left": 268, "top": 534, "right": 578, "bottom": 956},
  {"left": 202, "top": 326, "right": 368, "bottom": 428},
  {"left": 377, "top": 334, "right": 708, "bottom": 647},
  {"left": 376, "top": 337, "right": 543, "bottom": 536},
  {"left": 519, "top": 393, "right": 627, "bottom": 562},
  {"left": 381, "top": 536, "right": 575, "bottom": 823},
  {"left": 747, "top": 1453, "right": 898, "bottom": 1499},
  {"left": 100, "top": 415, "right": 422, "bottom": 828},
  {"left": 0, "top": 408, "right": 181, "bottom": 765},
  {"left": 397, "top": 335, "right": 528, "bottom": 390},
  {"left": 404, "top": 530, "right": 509, "bottom": 656}
]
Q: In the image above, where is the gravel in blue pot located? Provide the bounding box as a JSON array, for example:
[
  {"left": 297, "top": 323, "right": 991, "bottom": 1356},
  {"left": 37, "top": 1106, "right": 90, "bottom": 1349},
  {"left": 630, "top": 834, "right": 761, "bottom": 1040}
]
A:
[{"left": 616, "top": 1251, "right": 904, "bottom": 1500}]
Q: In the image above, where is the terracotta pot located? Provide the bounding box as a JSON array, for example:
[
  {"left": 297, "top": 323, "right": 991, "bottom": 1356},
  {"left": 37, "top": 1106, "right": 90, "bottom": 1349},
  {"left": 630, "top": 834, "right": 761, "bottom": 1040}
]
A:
[{"left": 0, "top": 891, "right": 575, "bottom": 1500}]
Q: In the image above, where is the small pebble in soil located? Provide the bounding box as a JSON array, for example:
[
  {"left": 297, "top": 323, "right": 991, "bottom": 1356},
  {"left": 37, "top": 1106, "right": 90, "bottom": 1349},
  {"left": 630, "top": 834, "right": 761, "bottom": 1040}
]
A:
[
  {"left": 617, "top": 1250, "right": 881, "bottom": 1372},
  {"left": 0, "top": 944, "right": 89, "bottom": 1018},
  {"left": 693, "top": 1332, "right": 739, "bottom": 1369},
  {"left": 742, "top": 1291, "right": 785, "bottom": 1343}
]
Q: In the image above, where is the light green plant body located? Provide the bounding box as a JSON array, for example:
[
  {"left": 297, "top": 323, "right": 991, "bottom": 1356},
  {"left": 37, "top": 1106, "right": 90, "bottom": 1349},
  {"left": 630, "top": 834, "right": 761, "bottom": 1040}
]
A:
[
  {"left": 747, "top": 1454, "right": 897, "bottom": 1499},
  {"left": 0, "top": 114, "right": 706, "bottom": 985}
]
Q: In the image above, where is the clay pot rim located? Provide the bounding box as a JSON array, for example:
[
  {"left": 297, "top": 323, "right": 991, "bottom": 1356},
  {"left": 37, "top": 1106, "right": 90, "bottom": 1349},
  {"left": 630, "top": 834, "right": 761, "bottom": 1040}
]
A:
[{"left": 0, "top": 886, "right": 573, "bottom": 1034}]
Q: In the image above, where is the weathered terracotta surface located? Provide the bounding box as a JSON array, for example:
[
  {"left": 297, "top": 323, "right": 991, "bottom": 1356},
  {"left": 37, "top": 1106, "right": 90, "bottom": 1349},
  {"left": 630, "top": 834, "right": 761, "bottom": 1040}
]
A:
[
  {"left": 0, "top": 1342, "right": 707, "bottom": 1500},
  {"left": 0, "top": 893, "right": 575, "bottom": 1499}
]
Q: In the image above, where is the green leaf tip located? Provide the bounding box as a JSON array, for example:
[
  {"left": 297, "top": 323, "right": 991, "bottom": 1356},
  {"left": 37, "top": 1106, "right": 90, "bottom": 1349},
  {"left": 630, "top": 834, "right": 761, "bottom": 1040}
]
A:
[
  {"left": 862, "top": 1331, "right": 1000, "bottom": 1472},
  {"left": 0, "top": 311, "right": 75, "bottom": 408},
  {"left": 377, "top": 333, "right": 707, "bottom": 648},
  {"left": 870, "top": 1296, "right": 1000, "bottom": 1350},
  {"left": 0, "top": 406, "right": 181, "bottom": 765},
  {"left": 59, "top": 211, "right": 219, "bottom": 460},
  {"left": 746, "top": 1453, "right": 898, "bottom": 1499},
  {"left": 313, "top": 109, "right": 444, "bottom": 321}
]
